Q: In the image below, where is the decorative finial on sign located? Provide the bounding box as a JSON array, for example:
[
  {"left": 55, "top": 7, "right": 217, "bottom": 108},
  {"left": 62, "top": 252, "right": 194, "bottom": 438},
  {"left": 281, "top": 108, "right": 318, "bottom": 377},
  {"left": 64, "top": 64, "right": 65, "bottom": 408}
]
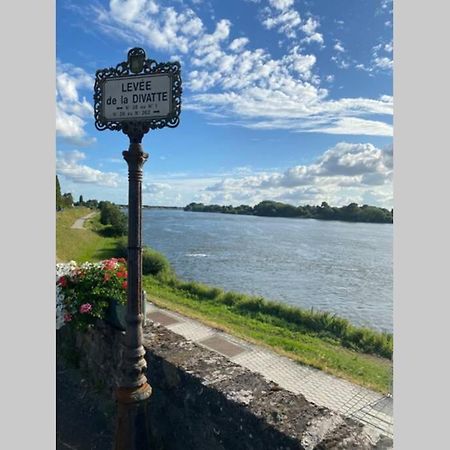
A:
[{"left": 128, "top": 47, "right": 146, "bottom": 74}]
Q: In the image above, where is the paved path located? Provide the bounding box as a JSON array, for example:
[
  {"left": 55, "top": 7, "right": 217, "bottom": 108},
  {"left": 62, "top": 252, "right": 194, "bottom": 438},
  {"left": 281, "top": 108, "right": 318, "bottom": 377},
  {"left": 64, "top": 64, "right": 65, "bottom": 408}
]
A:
[
  {"left": 70, "top": 211, "right": 98, "bottom": 229},
  {"left": 146, "top": 302, "right": 394, "bottom": 440}
]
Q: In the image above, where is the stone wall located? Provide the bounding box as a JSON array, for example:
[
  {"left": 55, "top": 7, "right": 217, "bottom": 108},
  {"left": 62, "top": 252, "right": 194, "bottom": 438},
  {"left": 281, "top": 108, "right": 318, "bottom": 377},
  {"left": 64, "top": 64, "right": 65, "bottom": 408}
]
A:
[{"left": 57, "top": 321, "right": 393, "bottom": 450}]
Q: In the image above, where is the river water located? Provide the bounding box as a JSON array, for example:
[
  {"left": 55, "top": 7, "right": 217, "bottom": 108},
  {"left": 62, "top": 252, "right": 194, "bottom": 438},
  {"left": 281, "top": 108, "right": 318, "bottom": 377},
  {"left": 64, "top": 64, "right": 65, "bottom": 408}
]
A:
[{"left": 142, "top": 209, "right": 393, "bottom": 333}]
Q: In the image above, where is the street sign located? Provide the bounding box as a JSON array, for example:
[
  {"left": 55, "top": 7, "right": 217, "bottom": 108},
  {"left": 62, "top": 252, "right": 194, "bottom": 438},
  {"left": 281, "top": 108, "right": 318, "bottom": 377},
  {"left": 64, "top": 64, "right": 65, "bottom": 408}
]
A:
[
  {"left": 102, "top": 73, "right": 172, "bottom": 122},
  {"left": 94, "top": 47, "right": 182, "bottom": 135},
  {"left": 92, "top": 48, "right": 182, "bottom": 449}
]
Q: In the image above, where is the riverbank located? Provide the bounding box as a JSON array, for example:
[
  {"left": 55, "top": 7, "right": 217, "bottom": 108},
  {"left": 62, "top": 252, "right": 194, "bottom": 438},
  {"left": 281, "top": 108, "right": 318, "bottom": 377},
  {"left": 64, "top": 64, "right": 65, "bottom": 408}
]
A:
[
  {"left": 185, "top": 200, "right": 393, "bottom": 224},
  {"left": 56, "top": 207, "right": 393, "bottom": 393}
]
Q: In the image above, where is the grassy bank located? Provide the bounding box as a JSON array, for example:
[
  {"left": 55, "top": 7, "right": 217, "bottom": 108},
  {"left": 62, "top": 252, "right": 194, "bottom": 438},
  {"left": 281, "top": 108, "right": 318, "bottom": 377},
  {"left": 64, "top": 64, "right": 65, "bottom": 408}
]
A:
[
  {"left": 57, "top": 207, "right": 393, "bottom": 393},
  {"left": 56, "top": 207, "right": 118, "bottom": 262},
  {"left": 143, "top": 276, "right": 392, "bottom": 393}
]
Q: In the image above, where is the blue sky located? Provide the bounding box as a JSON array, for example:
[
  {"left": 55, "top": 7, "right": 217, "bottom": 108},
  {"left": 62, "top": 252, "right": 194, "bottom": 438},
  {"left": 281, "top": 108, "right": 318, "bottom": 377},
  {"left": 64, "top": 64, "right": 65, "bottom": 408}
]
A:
[{"left": 56, "top": 0, "right": 393, "bottom": 208}]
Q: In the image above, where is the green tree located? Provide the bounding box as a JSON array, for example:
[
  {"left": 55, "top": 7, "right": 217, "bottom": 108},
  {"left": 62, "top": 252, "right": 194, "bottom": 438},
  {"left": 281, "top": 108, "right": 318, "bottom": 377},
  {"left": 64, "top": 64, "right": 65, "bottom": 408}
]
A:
[
  {"left": 62, "top": 193, "right": 74, "bottom": 209},
  {"left": 79, "top": 195, "right": 84, "bottom": 206},
  {"left": 56, "top": 175, "right": 62, "bottom": 211}
]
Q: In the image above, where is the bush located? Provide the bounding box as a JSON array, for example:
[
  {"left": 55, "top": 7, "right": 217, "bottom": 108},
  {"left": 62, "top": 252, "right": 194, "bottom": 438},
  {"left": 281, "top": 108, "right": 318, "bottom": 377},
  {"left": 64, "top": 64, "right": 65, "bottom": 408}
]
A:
[
  {"left": 142, "top": 247, "right": 172, "bottom": 277},
  {"left": 115, "top": 238, "right": 173, "bottom": 277},
  {"left": 99, "top": 202, "right": 128, "bottom": 236},
  {"left": 115, "top": 237, "right": 128, "bottom": 259}
]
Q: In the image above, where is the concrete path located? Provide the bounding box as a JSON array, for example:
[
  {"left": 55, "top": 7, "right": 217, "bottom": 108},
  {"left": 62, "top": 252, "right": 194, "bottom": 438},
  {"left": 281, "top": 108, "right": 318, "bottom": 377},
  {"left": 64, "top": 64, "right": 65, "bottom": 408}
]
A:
[
  {"left": 146, "top": 302, "right": 394, "bottom": 440},
  {"left": 70, "top": 211, "right": 98, "bottom": 229}
]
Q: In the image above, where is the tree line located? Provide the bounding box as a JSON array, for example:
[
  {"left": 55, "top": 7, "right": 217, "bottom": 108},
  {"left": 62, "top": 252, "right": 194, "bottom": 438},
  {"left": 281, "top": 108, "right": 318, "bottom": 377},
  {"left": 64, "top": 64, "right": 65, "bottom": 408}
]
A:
[
  {"left": 184, "top": 200, "right": 393, "bottom": 224},
  {"left": 56, "top": 175, "right": 99, "bottom": 211}
]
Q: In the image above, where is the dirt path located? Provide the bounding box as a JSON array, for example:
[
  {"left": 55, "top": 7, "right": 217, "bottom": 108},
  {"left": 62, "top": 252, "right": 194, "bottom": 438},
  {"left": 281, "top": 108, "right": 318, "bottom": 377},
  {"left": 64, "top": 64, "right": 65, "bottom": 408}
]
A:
[{"left": 70, "top": 211, "right": 98, "bottom": 230}]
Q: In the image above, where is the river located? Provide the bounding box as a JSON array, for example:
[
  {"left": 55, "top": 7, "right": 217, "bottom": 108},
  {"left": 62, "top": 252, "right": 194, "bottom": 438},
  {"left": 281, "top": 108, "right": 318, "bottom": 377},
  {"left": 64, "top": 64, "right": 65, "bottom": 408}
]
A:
[{"left": 142, "top": 209, "right": 393, "bottom": 333}]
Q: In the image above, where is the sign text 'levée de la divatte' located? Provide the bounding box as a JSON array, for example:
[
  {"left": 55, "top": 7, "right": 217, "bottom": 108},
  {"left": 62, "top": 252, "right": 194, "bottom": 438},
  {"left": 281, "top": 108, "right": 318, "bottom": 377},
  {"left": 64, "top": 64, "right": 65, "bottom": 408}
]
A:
[{"left": 102, "top": 73, "right": 172, "bottom": 121}]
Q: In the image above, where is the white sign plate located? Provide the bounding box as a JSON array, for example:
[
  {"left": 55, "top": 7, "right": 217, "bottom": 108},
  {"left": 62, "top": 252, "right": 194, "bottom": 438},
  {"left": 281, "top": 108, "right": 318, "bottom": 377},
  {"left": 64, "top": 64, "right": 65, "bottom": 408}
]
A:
[{"left": 101, "top": 74, "right": 172, "bottom": 121}]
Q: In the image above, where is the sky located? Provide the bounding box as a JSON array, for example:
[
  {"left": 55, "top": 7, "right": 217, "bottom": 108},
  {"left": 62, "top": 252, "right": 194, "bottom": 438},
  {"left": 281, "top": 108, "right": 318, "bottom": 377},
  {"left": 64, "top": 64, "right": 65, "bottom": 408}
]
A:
[{"left": 56, "top": 0, "right": 393, "bottom": 208}]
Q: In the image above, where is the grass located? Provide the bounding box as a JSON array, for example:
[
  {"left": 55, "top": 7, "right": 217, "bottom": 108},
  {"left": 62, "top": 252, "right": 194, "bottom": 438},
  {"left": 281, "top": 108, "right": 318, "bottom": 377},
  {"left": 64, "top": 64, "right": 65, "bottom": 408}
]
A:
[
  {"left": 56, "top": 207, "right": 118, "bottom": 262},
  {"left": 143, "top": 276, "right": 392, "bottom": 394},
  {"left": 162, "top": 277, "right": 392, "bottom": 359},
  {"left": 56, "top": 207, "right": 393, "bottom": 393}
]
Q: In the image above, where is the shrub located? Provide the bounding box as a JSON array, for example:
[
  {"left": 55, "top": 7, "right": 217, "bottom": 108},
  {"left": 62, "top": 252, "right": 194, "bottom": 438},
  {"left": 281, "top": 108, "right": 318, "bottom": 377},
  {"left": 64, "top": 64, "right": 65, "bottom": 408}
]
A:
[
  {"left": 142, "top": 247, "right": 172, "bottom": 277},
  {"left": 174, "top": 280, "right": 222, "bottom": 300},
  {"left": 99, "top": 202, "right": 128, "bottom": 236},
  {"left": 115, "top": 237, "right": 128, "bottom": 259},
  {"left": 115, "top": 239, "right": 173, "bottom": 277}
]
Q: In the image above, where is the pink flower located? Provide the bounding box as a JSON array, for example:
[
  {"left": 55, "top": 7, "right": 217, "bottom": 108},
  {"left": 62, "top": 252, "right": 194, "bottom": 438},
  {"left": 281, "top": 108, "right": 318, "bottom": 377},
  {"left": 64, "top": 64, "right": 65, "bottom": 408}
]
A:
[
  {"left": 118, "top": 258, "right": 126, "bottom": 264},
  {"left": 79, "top": 303, "right": 92, "bottom": 314},
  {"left": 103, "top": 258, "right": 118, "bottom": 270},
  {"left": 64, "top": 313, "right": 72, "bottom": 322},
  {"left": 117, "top": 271, "right": 127, "bottom": 278},
  {"left": 58, "top": 276, "right": 67, "bottom": 288},
  {"left": 122, "top": 281, "right": 128, "bottom": 289}
]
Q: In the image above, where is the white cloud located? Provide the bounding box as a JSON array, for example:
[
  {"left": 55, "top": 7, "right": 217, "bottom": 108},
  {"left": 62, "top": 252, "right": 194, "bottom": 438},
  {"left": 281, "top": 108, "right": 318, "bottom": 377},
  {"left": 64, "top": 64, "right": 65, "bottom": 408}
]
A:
[
  {"left": 56, "top": 106, "right": 87, "bottom": 139},
  {"left": 56, "top": 62, "right": 95, "bottom": 144},
  {"left": 334, "top": 40, "right": 345, "bottom": 53},
  {"left": 380, "top": 0, "right": 393, "bottom": 12},
  {"left": 269, "top": 0, "right": 294, "bottom": 11},
  {"left": 87, "top": 1, "right": 392, "bottom": 137},
  {"left": 125, "top": 143, "right": 392, "bottom": 208},
  {"left": 301, "top": 17, "right": 324, "bottom": 45},
  {"left": 316, "top": 142, "right": 391, "bottom": 177},
  {"left": 373, "top": 56, "right": 393, "bottom": 71},
  {"left": 95, "top": 2, "right": 204, "bottom": 54},
  {"left": 193, "top": 142, "right": 393, "bottom": 208},
  {"left": 331, "top": 54, "right": 350, "bottom": 70},
  {"left": 57, "top": 151, "right": 120, "bottom": 187},
  {"left": 143, "top": 182, "right": 171, "bottom": 194},
  {"left": 262, "top": 7, "right": 301, "bottom": 39},
  {"left": 188, "top": 88, "right": 393, "bottom": 136},
  {"left": 305, "top": 117, "right": 393, "bottom": 137},
  {"left": 229, "top": 37, "right": 249, "bottom": 52},
  {"left": 366, "top": 41, "right": 394, "bottom": 72},
  {"left": 261, "top": 2, "right": 323, "bottom": 45}
]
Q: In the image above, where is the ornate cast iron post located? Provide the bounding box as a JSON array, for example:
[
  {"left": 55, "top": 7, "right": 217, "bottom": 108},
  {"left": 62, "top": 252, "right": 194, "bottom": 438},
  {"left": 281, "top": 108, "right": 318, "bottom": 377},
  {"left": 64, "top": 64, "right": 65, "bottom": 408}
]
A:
[
  {"left": 93, "top": 48, "right": 182, "bottom": 450},
  {"left": 114, "top": 131, "right": 152, "bottom": 450}
]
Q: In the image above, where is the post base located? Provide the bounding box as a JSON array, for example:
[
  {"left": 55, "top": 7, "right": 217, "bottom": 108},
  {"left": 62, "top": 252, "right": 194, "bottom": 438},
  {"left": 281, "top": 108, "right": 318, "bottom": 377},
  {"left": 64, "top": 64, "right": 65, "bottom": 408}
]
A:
[
  {"left": 116, "top": 382, "right": 152, "bottom": 404},
  {"left": 114, "top": 383, "right": 153, "bottom": 450}
]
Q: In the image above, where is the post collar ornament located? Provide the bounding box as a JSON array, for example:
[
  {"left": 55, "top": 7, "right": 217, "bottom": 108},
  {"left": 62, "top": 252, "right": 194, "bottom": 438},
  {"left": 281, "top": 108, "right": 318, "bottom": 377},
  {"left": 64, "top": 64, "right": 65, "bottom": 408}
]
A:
[{"left": 93, "top": 47, "right": 182, "bottom": 142}]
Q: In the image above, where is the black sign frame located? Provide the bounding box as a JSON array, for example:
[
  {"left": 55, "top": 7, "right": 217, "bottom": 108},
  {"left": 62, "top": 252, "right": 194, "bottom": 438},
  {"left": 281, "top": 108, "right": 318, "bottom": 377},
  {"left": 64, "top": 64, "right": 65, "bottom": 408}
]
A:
[{"left": 93, "top": 48, "right": 182, "bottom": 138}]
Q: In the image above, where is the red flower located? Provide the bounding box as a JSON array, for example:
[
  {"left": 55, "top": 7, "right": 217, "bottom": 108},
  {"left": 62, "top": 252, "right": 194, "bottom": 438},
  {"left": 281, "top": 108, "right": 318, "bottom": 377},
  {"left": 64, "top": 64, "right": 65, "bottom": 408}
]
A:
[
  {"left": 122, "top": 281, "right": 128, "bottom": 289},
  {"left": 118, "top": 258, "right": 126, "bottom": 263},
  {"left": 117, "top": 271, "right": 127, "bottom": 278},
  {"left": 58, "top": 276, "right": 67, "bottom": 288},
  {"left": 64, "top": 313, "right": 72, "bottom": 322}
]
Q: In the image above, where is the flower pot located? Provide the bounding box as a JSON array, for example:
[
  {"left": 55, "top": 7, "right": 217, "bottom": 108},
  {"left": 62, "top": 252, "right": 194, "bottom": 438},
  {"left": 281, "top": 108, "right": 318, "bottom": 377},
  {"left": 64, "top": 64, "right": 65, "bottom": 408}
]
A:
[{"left": 105, "top": 291, "right": 147, "bottom": 331}]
